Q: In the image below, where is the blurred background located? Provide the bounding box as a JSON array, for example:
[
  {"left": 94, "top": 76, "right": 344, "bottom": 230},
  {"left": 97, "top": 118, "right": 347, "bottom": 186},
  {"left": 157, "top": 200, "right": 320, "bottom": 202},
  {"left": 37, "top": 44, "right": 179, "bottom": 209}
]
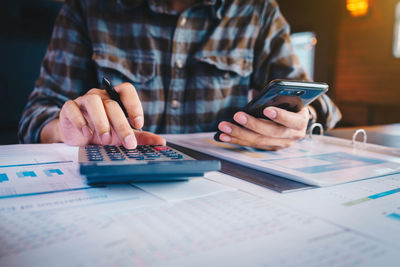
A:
[{"left": 0, "top": 0, "right": 399, "bottom": 145}]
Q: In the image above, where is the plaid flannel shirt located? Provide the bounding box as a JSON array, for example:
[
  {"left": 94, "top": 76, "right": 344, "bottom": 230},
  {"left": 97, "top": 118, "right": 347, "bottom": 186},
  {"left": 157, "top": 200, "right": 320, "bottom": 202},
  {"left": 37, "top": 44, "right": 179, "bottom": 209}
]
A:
[{"left": 18, "top": 0, "right": 341, "bottom": 143}]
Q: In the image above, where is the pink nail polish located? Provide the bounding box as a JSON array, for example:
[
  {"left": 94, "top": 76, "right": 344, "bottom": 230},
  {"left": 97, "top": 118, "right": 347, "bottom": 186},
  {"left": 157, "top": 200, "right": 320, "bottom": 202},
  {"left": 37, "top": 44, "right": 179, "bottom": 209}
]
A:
[
  {"left": 220, "top": 134, "right": 231, "bottom": 142},
  {"left": 264, "top": 108, "right": 277, "bottom": 119},
  {"left": 132, "top": 116, "right": 143, "bottom": 129},
  {"left": 124, "top": 134, "right": 137, "bottom": 149},
  {"left": 81, "top": 125, "right": 92, "bottom": 138},
  {"left": 101, "top": 132, "right": 111, "bottom": 145},
  {"left": 235, "top": 114, "right": 247, "bottom": 125},
  {"left": 220, "top": 125, "right": 232, "bottom": 134}
]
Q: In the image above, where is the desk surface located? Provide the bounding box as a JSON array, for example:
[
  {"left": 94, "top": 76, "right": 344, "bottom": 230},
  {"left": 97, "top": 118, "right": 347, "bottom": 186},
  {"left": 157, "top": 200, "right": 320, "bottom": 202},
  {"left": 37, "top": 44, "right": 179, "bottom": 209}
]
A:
[{"left": 327, "top": 123, "right": 400, "bottom": 148}]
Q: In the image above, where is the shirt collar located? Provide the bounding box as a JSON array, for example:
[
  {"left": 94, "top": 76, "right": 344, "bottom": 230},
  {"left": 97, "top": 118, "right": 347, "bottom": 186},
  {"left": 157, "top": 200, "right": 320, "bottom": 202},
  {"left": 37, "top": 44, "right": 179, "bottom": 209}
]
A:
[{"left": 142, "top": 0, "right": 224, "bottom": 19}]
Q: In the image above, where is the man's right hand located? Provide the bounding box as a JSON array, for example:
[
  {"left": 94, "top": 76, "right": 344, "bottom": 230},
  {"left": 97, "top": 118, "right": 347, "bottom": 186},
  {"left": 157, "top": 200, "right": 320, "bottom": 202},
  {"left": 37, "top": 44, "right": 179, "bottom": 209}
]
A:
[{"left": 40, "top": 83, "right": 165, "bottom": 149}]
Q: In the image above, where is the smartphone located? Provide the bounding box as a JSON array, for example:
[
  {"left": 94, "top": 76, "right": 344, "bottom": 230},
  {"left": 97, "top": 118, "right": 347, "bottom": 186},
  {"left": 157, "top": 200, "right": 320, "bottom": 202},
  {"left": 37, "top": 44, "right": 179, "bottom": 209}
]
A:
[{"left": 214, "top": 79, "right": 328, "bottom": 141}]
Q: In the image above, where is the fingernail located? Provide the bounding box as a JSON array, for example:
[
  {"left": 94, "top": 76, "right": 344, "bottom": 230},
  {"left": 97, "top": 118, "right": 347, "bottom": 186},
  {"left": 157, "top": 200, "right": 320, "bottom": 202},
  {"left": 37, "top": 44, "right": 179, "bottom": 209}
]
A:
[
  {"left": 235, "top": 114, "right": 247, "bottom": 125},
  {"left": 132, "top": 116, "right": 143, "bottom": 129},
  {"left": 81, "top": 125, "right": 92, "bottom": 138},
  {"left": 220, "top": 134, "right": 231, "bottom": 142},
  {"left": 264, "top": 108, "right": 277, "bottom": 119},
  {"left": 101, "top": 132, "right": 111, "bottom": 145},
  {"left": 124, "top": 134, "right": 136, "bottom": 149},
  {"left": 219, "top": 125, "right": 232, "bottom": 134}
]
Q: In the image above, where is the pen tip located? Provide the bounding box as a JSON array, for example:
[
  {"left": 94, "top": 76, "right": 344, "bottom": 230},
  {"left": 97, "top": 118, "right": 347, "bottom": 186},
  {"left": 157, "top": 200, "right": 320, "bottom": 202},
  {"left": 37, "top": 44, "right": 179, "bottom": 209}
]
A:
[{"left": 102, "top": 77, "right": 110, "bottom": 87}]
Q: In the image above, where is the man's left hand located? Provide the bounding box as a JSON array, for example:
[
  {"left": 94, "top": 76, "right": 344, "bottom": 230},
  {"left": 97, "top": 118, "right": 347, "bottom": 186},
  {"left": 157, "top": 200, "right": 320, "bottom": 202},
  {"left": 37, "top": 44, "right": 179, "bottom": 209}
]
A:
[{"left": 217, "top": 106, "right": 310, "bottom": 150}]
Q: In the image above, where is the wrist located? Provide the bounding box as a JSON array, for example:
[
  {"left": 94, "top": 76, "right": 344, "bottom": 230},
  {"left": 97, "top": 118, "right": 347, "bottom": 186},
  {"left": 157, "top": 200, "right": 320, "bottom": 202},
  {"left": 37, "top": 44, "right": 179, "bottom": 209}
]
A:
[{"left": 40, "top": 119, "right": 62, "bottom": 143}]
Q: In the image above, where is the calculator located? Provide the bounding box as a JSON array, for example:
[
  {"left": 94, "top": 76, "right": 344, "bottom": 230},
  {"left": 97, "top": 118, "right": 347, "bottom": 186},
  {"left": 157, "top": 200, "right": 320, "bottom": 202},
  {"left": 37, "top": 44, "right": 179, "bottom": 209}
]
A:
[{"left": 79, "top": 145, "right": 221, "bottom": 185}]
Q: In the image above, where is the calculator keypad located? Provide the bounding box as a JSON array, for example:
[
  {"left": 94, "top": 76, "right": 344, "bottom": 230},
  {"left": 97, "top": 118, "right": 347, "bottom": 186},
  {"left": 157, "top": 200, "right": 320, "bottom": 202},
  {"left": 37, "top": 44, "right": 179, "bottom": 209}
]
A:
[{"left": 83, "top": 145, "right": 187, "bottom": 162}]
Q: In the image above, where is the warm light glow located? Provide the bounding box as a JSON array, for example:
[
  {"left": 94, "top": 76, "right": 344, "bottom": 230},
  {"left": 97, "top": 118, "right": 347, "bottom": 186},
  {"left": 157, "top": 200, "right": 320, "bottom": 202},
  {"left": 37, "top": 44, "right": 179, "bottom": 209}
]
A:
[
  {"left": 311, "top": 37, "right": 317, "bottom": 46},
  {"left": 346, "top": 0, "right": 369, "bottom": 17}
]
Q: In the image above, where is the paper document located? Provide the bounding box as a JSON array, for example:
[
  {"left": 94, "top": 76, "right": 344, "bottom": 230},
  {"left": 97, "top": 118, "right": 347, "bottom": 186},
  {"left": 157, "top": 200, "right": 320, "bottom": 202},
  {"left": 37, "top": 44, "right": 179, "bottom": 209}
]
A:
[
  {"left": 165, "top": 132, "right": 400, "bottom": 186},
  {"left": 0, "top": 144, "right": 78, "bottom": 166},
  {"left": 0, "top": 144, "right": 87, "bottom": 198},
  {"left": 1, "top": 187, "right": 397, "bottom": 266},
  {"left": 272, "top": 173, "right": 400, "bottom": 248},
  {"left": 206, "top": 171, "right": 400, "bottom": 249},
  {"left": 133, "top": 176, "right": 234, "bottom": 201}
]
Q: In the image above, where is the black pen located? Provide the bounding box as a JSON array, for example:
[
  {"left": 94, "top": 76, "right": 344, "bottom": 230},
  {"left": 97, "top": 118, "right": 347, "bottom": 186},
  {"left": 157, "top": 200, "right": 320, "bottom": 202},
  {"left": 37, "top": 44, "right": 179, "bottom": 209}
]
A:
[
  {"left": 102, "top": 77, "right": 128, "bottom": 117},
  {"left": 102, "top": 77, "right": 142, "bottom": 131}
]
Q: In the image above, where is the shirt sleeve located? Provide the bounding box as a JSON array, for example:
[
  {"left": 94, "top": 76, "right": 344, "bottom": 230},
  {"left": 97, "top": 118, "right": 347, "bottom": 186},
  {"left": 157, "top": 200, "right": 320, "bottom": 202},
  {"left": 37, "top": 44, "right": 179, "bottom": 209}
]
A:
[
  {"left": 251, "top": 0, "right": 341, "bottom": 130},
  {"left": 18, "top": 0, "right": 98, "bottom": 143}
]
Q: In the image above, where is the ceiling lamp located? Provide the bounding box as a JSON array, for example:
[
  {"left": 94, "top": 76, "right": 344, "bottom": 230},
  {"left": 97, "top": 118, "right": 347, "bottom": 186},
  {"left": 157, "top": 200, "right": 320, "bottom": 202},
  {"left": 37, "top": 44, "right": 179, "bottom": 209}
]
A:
[{"left": 346, "top": 0, "right": 369, "bottom": 17}]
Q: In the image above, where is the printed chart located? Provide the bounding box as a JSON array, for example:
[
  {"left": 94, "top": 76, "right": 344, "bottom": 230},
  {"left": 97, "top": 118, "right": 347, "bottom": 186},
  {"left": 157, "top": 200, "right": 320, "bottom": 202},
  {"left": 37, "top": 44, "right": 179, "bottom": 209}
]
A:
[
  {"left": 270, "top": 173, "right": 400, "bottom": 248},
  {"left": 165, "top": 132, "right": 400, "bottom": 186},
  {"left": 0, "top": 162, "right": 87, "bottom": 198},
  {"left": 0, "top": 144, "right": 87, "bottom": 198}
]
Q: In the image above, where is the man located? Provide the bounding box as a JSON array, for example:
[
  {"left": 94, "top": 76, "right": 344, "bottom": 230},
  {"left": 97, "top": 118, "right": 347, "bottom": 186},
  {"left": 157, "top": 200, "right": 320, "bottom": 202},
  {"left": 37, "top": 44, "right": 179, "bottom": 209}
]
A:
[{"left": 19, "top": 0, "right": 341, "bottom": 150}]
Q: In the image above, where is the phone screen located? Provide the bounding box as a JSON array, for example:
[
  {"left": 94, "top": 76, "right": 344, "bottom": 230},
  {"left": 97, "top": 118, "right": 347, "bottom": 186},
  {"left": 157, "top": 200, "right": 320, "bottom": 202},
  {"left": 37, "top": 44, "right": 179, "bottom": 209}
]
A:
[{"left": 244, "top": 82, "right": 327, "bottom": 118}]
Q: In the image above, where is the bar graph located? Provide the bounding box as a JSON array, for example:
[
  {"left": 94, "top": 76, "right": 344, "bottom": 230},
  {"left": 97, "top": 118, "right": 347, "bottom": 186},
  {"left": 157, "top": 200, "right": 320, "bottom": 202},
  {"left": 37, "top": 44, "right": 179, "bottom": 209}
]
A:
[
  {"left": 0, "top": 173, "right": 9, "bottom": 183},
  {"left": 44, "top": 169, "right": 64, "bottom": 177},
  {"left": 386, "top": 213, "right": 400, "bottom": 222},
  {"left": 0, "top": 163, "right": 88, "bottom": 198},
  {"left": 343, "top": 188, "right": 400, "bottom": 206},
  {"left": 16, "top": 171, "right": 37, "bottom": 178}
]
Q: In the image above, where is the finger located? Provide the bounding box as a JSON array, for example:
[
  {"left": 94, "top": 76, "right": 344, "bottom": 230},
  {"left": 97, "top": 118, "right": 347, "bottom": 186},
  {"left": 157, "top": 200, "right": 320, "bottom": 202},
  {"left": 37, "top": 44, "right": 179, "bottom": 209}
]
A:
[
  {"left": 87, "top": 88, "right": 111, "bottom": 99},
  {"left": 76, "top": 94, "right": 112, "bottom": 145},
  {"left": 114, "top": 83, "right": 144, "bottom": 129},
  {"left": 103, "top": 99, "right": 137, "bottom": 149},
  {"left": 135, "top": 131, "right": 166, "bottom": 146},
  {"left": 217, "top": 122, "right": 294, "bottom": 150},
  {"left": 62, "top": 100, "right": 93, "bottom": 138},
  {"left": 263, "top": 107, "right": 309, "bottom": 131},
  {"left": 232, "top": 112, "right": 305, "bottom": 140}
]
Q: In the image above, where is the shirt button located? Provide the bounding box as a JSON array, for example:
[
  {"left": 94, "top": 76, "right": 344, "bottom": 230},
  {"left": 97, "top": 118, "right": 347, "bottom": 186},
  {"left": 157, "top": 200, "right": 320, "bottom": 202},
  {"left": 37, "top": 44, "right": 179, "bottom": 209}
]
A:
[
  {"left": 180, "top": 17, "right": 187, "bottom": 27},
  {"left": 176, "top": 60, "right": 183, "bottom": 69},
  {"left": 171, "top": 100, "right": 180, "bottom": 109}
]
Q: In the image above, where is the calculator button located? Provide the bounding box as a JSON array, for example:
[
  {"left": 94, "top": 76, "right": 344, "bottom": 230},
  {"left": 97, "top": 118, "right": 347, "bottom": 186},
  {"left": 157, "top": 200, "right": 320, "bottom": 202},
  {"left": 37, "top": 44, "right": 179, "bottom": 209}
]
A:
[
  {"left": 86, "top": 152, "right": 101, "bottom": 156},
  {"left": 126, "top": 153, "right": 142, "bottom": 157},
  {"left": 170, "top": 155, "right": 183, "bottom": 159},
  {"left": 87, "top": 153, "right": 102, "bottom": 157},
  {"left": 87, "top": 155, "right": 103, "bottom": 158},
  {"left": 87, "top": 150, "right": 100, "bottom": 153},
  {"left": 88, "top": 157, "right": 104, "bottom": 161},
  {"left": 106, "top": 150, "right": 120, "bottom": 154},
  {"left": 108, "top": 153, "right": 124, "bottom": 156},
  {"left": 86, "top": 146, "right": 100, "bottom": 149},
  {"left": 128, "top": 156, "right": 144, "bottom": 160},
  {"left": 145, "top": 155, "right": 161, "bottom": 158},
  {"left": 161, "top": 150, "right": 175, "bottom": 154},
  {"left": 110, "top": 158, "right": 126, "bottom": 161},
  {"left": 124, "top": 149, "right": 139, "bottom": 153},
  {"left": 109, "top": 157, "right": 125, "bottom": 161},
  {"left": 153, "top": 146, "right": 169, "bottom": 151}
]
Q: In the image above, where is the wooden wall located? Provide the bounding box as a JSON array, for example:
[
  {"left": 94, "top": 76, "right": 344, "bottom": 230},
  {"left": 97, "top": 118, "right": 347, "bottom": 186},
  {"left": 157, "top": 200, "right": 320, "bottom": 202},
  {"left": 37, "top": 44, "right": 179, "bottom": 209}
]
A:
[
  {"left": 280, "top": 0, "right": 400, "bottom": 127},
  {"left": 335, "top": 0, "right": 400, "bottom": 126},
  {"left": 278, "top": 0, "right": 341, "bottom": 99}
]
